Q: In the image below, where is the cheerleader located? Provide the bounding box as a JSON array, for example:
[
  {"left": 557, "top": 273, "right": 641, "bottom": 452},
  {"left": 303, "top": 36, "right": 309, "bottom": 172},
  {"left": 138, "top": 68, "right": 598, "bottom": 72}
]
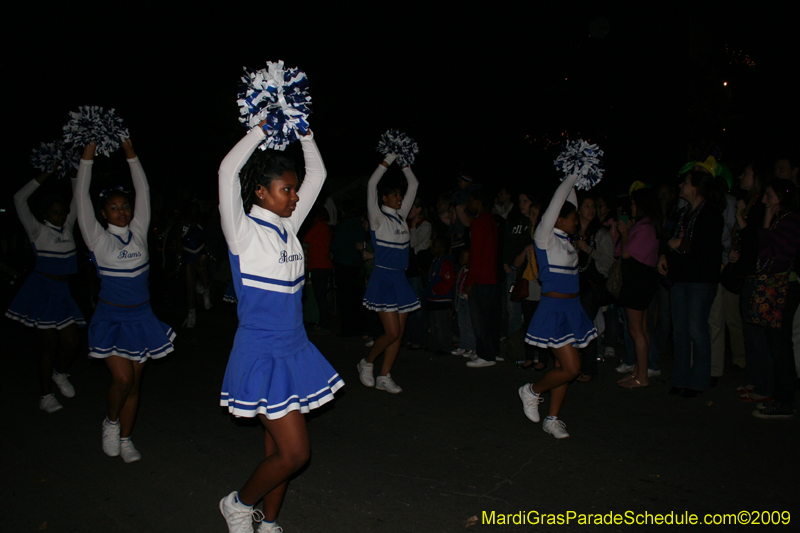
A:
[
  {"left": 357, "top": 153, "right": 420, "bottom": 393},
  {"left": 74, "top": 138, "right": 175, "bottom": 463},
  {"left": 518, "top": 171, "right": 597, "bottom": 439},
  {"left": 217, "top": 125, "right": 343, "bottom": 533},
  {"left": 6, "top": 170, "right": 84, "bottom": 413}
]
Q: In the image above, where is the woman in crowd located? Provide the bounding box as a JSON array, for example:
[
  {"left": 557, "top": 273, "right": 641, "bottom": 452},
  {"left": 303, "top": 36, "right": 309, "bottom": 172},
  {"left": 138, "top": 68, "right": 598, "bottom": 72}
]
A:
[
  {"left": 75, "top": 138, "right": 176, "bottom": 462},
  {"left": 615, "top": 187, "right": 660, "bottom": 388},
  {"left": 514, "top": 191, "right": 545, "bottom": 370},
  {"left": 518, "top": 174, "right": 597, "bottom": 439},
  {"left": 217, "top": 123, "right": 343, "bottom": 532},
  {"left": 573, "top": 194, "right": 613, "bottom": 381},
  {"left": 357, "top": 152, "right": 420, "bottom": 393},
  {"left": 404, "top": 196, "right": 432, "bottom": 349},
  {"left": 657, "top": 170, "right": 723, "bottom": 398},
  {"left": 6, "top": 169, "right": 83, "bottom": 412}
]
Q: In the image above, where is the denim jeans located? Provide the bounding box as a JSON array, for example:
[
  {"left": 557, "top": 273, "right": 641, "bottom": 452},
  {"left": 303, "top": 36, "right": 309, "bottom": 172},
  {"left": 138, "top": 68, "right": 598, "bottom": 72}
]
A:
[
  {"left": 428, "top": 307, "right": 453, "bottom": 352},
  {"left": 404, "top": 276, "right": 428, "bottom": 347},
  {"left": 468, "top": 282, "right": 499, "bottom": 361},
  {"left": 457, "top": 297, "right": 476, "bottom": 351},
  {"left": 505, "top": 270, "right": 523, "bottom": 336},
  {"left": 670, "top": 282, "right": 717, "bottom": 391}
]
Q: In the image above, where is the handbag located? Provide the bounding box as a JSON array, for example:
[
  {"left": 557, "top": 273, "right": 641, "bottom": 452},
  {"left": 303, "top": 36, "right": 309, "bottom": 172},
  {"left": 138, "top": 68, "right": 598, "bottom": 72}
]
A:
[
  {"left": 605, "top": 258, "right": 623, "bottom": 299},
  {"left": 747, "top": 271, "right": 790, "bottom": 328}
]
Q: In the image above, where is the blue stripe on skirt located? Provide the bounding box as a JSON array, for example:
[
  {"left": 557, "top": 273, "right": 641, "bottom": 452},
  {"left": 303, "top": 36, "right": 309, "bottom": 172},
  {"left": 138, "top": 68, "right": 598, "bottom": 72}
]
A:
[
  {"left": 525, "top": 296, "right": 597, "bottom": 349},
  {"left": 362, "top": 267, "right": 420, "bottom": 313},
  {"left": 5, "top": 272, "right": 85, "bottom": 329},
  {"left": 220, "top": 324, "right": 344, "bottom": 419}
]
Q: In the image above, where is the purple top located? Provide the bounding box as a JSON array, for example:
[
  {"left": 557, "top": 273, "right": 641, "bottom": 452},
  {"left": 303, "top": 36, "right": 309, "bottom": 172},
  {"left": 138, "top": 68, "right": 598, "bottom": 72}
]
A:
[
  {"left": 616, "top": 217, "right": 658, "bottom": 267},
  {"left": 758, "top": 211, "right": 800, "bottom": 275}
]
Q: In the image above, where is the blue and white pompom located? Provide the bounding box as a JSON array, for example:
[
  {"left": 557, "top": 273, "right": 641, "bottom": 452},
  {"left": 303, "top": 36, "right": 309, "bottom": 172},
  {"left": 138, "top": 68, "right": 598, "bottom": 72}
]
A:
[
  {"left": 376, "top": 130, "right": 418, "bottom": 167},
  {"left": 62, "top": 106, "right": 130, "bottom": 157},
  {"left": 237, "top": 61, "right": 311, "bottom": 151},
  {"left": 29, "top": 141, "right": 81, "bottom": 178},
  {"left": 554, "top": 139, "right": 604, "bottom": 190}
]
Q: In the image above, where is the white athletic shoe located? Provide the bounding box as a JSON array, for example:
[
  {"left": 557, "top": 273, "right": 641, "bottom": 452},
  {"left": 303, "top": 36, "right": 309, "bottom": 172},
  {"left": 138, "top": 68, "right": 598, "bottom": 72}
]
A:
[
  {"left": 102, "top": 418, "right": 121, "bottom": 457},
  {"left": 543, "top": 417, "right": 569, "bottom": 439},
  {"left": 466, "top": 357, "right": 496, "bottom": 368},
  {"left": 451, "top": 348, "right": 466, "bottom": 356},
  {"left": 518, "top": 384, "right": 543, "bottom": 423},
  {"left": 615, "top": 363, "right": 634, "bottom": 374},
  {"left": 52, "top": 371, "right": 75, "bottom": 398},
  {"left": 120, "top": 438, "right": 142, "bottom": 463},
  {"left": 183, "top": 309, "right": 197, "bottom": 328},
  {"left": 203, "top": 290, "right": 212, "bottom": 310},
  {"left": 256, "top": 521, "right": 283, "bottom": 533},
  {"left": 220, "top": 491, "right": 262, "bottom": 533},
  {"left": 357, "top": 359, "right": 375, "bottom": 387},
  {"left": 375, "top": 373, "right": 402, "bottom": 393},
  {"left": 647, "top": 369, "right": 661, "bottom": 378},
  {"left": 463, "top": 350, "right": 477, "bottom": 359},
  {"left": 39, "top": 393, "right": 63, "bottom": 413},
  {"left": 364, "top": 339, "right": 374, "bottom": 347}
]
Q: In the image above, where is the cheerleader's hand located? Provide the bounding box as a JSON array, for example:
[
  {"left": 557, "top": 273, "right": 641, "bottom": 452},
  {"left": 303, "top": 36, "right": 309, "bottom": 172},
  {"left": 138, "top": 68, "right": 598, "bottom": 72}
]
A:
[
  {"left": 82, "top": 142, "right": 97, "bottom": 161},
  {"left": 657, "top": 254, "right": 669, "bottom": 275},
  {"left": 121, "top": 138, "right": 136, "bottom": 159},
  {"left": 381, "top": 153, "right": 398, "bottom": 168}
]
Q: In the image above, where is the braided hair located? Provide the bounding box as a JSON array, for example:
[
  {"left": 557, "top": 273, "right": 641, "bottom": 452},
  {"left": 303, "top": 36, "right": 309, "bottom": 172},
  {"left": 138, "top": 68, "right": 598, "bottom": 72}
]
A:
[{"left": 239, "top": 149, "right": 296, "bottom": 213}]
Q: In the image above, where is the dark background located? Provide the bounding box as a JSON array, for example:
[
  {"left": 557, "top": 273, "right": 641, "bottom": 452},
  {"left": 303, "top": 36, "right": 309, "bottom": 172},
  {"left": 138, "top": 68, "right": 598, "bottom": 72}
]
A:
[{"left": 4, "top": 5, "right": 799, "bottom": 206}]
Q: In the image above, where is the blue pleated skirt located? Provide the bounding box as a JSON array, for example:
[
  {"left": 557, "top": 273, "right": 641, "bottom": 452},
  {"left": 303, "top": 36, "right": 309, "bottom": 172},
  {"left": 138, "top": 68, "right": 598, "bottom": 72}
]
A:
[
  {"left": 88, "top": 301, "right": 176, "bottom": 361},
  {"left": 362, "top": 267, "right": 420, "bottom": 313},
  {"left": 5, "top": 272, "right": 85, "bottom": 330},
  {"left": 525, "top": 296, "right": 598, "bottom": 349},
  {"left": 220, "top": 325, "right": 344, "bottom": 419}
]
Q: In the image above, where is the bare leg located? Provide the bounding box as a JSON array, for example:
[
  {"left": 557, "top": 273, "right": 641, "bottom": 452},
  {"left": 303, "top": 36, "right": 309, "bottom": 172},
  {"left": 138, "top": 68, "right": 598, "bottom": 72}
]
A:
[
  {"left": 105, "top": 356, "right": 145, "bottom": 437},
  {"left": 366, "top": 311, "right": 408, "bottom": 376},
  {"left": 55, "top": 324, "right": 79, "bottom": 373},
  {"left": 238, "top": 411, "right": 310, "bottom": 513},
  {"left": 625, "top": 308, "right": 650, "bottom": 385},
  {"left": 38, "top": 329, "right": 58, "bottom": 395},
  {"left": 531, "top": 344, "right": 580, "bottom": 417}
]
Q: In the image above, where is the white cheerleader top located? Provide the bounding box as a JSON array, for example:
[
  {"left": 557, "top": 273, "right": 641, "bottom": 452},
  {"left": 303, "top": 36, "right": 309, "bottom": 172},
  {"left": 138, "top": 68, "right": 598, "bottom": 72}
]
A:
[
  {"left": 74, "top": 157, "right": 151, "bottom": 306},
  {"left": 534, "top": 172, "right": 580, "bottom": 294},
  {"left": 14, "top": 179, "right": 78, "bottom": 276},
  {"left": 219, "top": 127, "right": 325, "bottom": 331},
  {"left": 366, "top": 163, "right": 418, "bottom": 271}
]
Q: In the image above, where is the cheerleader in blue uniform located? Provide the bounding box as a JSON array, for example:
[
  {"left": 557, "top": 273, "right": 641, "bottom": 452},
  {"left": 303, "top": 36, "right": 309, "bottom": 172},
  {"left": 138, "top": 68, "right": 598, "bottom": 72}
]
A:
[
  {"left": 74, "top": 138, "right": 175, "bottom": 463},
  {"left": 357, "top": 153, "right": 419, "bottom": 394},
  {"left": 6, "top": 170, "right": 84, "bottom": 413},
  {"left": 217, "top": 124, "right": 343, "bottom": 533},
  {"left": 518, "top": 171, "right": 597, "bottom": 439}
]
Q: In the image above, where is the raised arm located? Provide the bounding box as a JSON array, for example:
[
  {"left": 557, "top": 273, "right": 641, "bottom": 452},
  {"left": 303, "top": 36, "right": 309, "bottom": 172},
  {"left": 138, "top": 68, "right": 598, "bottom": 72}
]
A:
[
  {"left": 219, "top": 127, "right": 264, "bottom": 255},
  {"left": 534, "top": 173, "right": 579, "bottom": 246},
  {"left": 366, "top": 157, "right": 391, "bottom": 229},
  {"left": 397, "top": 166, "right": 419, "bottom": 219},
  {"left": 289, "top": 132, "right": 326, "bottom": 229},
  {"left": 74, "top": 144, "right": 106, "bottom": 249},
  {"left": 13, "top": 175, "right": 47, "bottom": 239},
  {"left": 66, "top": 176, "right": 78, "bottom": 228},
  {"left": 121, "top": 139, "right": 151, "bottom": 236}
]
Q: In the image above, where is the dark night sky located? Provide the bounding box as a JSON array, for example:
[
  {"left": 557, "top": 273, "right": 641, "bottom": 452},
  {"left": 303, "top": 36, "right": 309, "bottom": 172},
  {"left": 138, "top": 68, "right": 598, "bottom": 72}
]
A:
[{"left": 4, "top": 5, "right": 799, "bottom": 209}]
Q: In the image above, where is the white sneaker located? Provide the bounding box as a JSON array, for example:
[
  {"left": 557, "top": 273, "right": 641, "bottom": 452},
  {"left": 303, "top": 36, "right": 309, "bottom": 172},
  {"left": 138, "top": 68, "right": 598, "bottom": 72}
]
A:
[
  {"left": 463, "top": 350, "right": 477, "bottom": 359},
  {"left": 357, "top": 359, "right": 375, "bottom": 387},
  {"left": 466, "top": 357, "right": 496, "bottom": 368},
  {"left": 451, "top": 348, "right": 466, "bottom": 356},
  {"left": 39, "top": 393, "right": 63, "bottom": 413},
  {"left": 647, "top": 369, "right": 661, "bottom": 378},
  {"left": 603, "top": 346, "right": 616, "bottom": 358},
  {"left": 543, "top": 417, "right": 569, "bottom": 439},
  {"left": 496, "top": 356, "right": 505, "bottom": 362},
  {"left": 120, "top": 438, "right": 142, "bottom": 463},
  {"left": 375, "top": 374, "right": 402, "bottom": 393},
  {"left": 256, "top": 521, "right": 283, "bottom": 533},
  {"left": 102, "top": 418, "right": 121, "bottom": 457},
  {"left": 615, "top": 363, "right": 634, "bottom": 373},
  {"left": 52, "top": 371, "right": 75, "bottom": 398},
  {"left": 220, "top": 491, "right": 262, "bottom": 533},
  {"left": 183, "top": 309, "right": 197, "bottom": 328},
  {"left": 518, "top": 385, "right": 543, "bottom": 423},
  {"left": 203, "top": 290, "right": 212, "bottom": 310},
  {"left": 364, "top": 340, "right": 374, "bottom": 347}
]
